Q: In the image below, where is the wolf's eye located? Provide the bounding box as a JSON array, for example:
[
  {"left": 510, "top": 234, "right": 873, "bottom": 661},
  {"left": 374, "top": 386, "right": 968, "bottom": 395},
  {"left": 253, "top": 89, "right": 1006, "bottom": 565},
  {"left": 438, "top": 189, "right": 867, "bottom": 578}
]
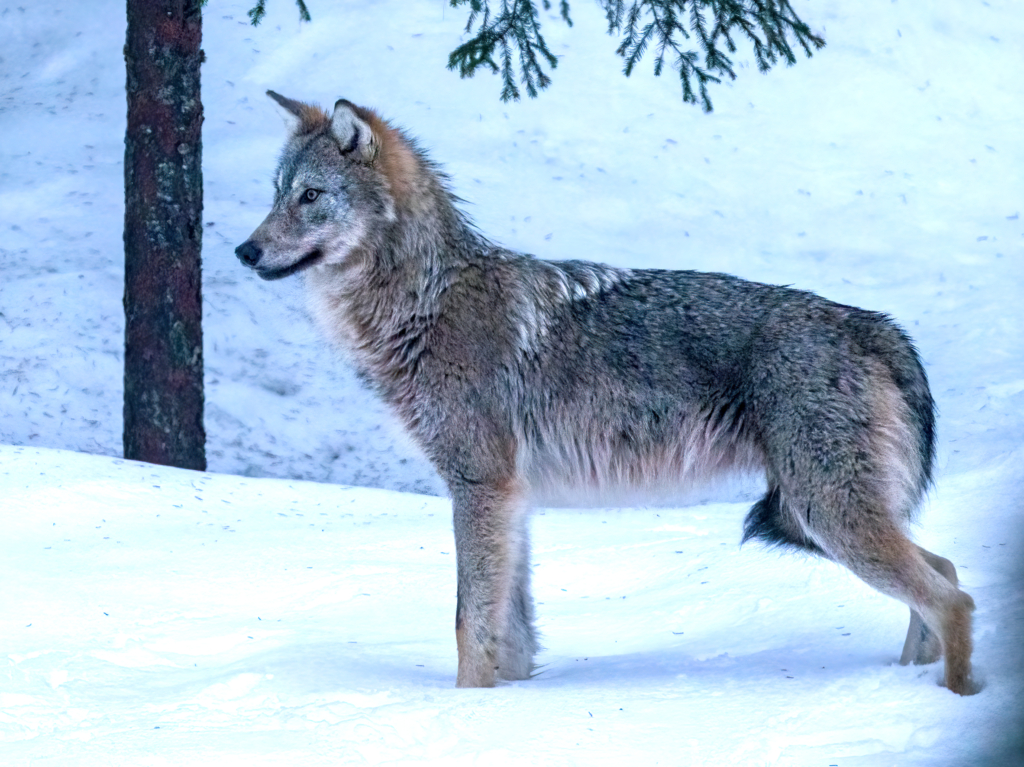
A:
[{"left": 301, "top": 189, "right": 320, "bottom": 203}]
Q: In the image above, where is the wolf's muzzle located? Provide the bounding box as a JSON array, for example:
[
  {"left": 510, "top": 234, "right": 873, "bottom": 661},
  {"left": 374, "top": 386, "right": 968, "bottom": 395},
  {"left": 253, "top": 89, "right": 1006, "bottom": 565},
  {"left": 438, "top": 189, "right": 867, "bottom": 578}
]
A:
[{"left": 235, "top": 241, "right": 262, "bottom": 268}]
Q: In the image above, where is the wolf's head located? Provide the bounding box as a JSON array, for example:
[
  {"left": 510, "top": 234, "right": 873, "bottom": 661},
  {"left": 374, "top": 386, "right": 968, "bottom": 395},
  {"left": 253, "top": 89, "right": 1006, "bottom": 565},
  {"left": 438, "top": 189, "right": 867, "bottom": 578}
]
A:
[{"left": 236, "top": 91, "right": 409, "bottom": 280}]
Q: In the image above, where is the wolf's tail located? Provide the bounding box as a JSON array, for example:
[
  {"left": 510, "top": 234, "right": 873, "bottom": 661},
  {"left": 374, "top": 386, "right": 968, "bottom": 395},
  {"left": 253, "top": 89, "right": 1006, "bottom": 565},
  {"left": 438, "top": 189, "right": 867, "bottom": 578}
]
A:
[{"left": 865, "top": 312, "right": 937, "bottom": 503}]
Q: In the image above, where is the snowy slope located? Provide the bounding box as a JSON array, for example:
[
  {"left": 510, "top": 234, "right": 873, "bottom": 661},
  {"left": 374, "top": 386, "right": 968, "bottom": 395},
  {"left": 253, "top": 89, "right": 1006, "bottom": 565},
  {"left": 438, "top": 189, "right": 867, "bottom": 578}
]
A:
[
  {"left": 1, "top": 0, "right": 1023, "bottom": 764},
  {"left": 2, "top": 444, "right": 1022, "bottom": 765}
]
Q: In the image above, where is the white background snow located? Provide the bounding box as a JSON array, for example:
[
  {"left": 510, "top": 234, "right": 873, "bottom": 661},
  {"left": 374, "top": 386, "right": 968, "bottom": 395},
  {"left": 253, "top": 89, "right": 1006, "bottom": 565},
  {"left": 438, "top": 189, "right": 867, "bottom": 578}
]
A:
[{"left": 1, "top": 0, "right": 1022, "bottom": 764}]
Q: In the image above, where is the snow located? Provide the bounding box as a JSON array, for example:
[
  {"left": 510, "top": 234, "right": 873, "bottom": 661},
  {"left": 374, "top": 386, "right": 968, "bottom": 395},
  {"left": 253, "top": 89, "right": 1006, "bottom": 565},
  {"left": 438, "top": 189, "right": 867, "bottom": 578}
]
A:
[{"left": 1, "top": 0, "right": 1022, "bottom": 764}]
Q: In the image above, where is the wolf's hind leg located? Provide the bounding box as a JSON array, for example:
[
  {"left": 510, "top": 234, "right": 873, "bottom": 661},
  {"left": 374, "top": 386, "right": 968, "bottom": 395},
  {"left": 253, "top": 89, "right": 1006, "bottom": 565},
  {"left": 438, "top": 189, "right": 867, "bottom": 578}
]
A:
[
  {"left": 824, "top": 515, "right": 976, "bottom": 695},
  {"left": 900, "top": 545, "right": 959, "bottom": 666},
  {"left": 451, "top": 479, "right": 534, "bottom": 688}
]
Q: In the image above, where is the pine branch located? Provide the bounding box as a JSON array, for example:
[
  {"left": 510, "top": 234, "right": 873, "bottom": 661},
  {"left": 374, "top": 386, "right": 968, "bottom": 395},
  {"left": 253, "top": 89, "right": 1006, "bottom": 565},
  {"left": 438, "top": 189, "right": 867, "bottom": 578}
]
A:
[
  {"left": 603, "top": 0, "right": 824, "bottom": 111},
  {"left": 243, "top": 1, "right": 825, "bottom": 111},
  {"left": 247, "top": 0, "right": 312, "bottom": 26},
  {"left": 605, "top": 0, "right": 627, "bottom": 30},
  {"left": 247, "top": 0, "right": 267, "bottom": 25},
  {"left": 449, "top": 0, "right": 563, "bottom": 102}
]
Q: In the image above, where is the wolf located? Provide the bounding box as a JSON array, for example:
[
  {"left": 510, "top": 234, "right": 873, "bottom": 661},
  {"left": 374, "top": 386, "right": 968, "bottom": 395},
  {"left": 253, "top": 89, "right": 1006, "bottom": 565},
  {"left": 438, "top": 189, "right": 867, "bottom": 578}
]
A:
[{"left": 236, "top": 91, "right": 976, "bottom": 695}]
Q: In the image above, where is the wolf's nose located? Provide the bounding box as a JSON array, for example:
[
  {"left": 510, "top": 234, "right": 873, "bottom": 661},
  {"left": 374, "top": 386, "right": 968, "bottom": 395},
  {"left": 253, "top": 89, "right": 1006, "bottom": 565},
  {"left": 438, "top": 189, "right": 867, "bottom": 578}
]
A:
[{"left": 235, "top": 241, "right": 262, "bottom": 267}]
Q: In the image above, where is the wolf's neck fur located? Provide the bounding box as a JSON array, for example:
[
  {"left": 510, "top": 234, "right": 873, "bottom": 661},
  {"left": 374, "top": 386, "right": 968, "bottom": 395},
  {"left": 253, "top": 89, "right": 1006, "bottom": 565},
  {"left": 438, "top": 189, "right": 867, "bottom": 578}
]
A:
[{"left": 304, "top": 131, "right": 487, "bottom": 404}]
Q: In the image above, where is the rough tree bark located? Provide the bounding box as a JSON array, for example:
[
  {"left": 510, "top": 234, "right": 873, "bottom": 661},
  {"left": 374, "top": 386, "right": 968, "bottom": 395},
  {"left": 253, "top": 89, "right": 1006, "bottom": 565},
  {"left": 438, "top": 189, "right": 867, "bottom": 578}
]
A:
[{"left": 123, "top": 0, "right": 206, "bottom": 470}]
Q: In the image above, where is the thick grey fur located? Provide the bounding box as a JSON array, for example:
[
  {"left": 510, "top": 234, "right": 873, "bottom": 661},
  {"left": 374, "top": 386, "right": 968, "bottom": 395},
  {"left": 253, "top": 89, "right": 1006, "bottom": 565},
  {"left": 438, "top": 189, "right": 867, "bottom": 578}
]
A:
[{"left": 236, "top": 93, "right": 977, "bottom": 694}]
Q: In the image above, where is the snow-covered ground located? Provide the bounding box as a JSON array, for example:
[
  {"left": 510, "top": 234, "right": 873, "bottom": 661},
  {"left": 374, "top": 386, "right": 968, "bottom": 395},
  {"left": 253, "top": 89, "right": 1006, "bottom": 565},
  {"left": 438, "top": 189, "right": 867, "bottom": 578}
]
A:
[{"left": 1, "top": 0, "right": 1022, "bottom": 763}]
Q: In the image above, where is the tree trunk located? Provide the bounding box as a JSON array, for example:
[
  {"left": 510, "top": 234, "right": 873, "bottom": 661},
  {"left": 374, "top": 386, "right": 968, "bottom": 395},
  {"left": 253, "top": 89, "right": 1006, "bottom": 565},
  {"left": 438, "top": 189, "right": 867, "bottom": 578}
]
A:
[{"left": 123, "top": 0, "right": 206, "bottom": 470}]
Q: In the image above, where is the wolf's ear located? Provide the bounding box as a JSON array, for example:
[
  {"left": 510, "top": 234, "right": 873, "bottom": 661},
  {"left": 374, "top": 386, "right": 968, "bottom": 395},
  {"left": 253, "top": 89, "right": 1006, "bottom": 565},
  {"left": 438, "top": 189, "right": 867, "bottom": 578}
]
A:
[
  {"left": 267, "top": 90, "right": 306, "bottom": 131},
  {"left": 331, "top": 99, "right": 378, "bottom": 162}
]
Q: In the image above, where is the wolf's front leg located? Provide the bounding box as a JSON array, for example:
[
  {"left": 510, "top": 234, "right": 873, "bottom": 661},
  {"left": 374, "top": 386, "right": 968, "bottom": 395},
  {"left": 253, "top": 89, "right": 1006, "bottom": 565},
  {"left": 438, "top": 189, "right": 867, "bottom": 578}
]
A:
[{"left": 451, "top": 479, "right": 536, "bottom": 687}]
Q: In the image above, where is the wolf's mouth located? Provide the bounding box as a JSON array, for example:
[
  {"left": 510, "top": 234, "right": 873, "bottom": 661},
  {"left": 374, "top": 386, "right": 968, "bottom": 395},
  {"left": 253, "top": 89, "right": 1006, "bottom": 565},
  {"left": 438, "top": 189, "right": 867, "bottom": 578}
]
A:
[{"left": 257, "top": 249, "right": 324, "bottom": 281}]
